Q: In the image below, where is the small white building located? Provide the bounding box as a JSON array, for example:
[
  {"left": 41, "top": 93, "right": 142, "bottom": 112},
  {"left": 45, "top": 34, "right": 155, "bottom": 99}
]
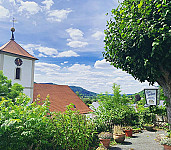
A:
[{"left": 0, "top": 28, "right": 38, "bottom": 101}]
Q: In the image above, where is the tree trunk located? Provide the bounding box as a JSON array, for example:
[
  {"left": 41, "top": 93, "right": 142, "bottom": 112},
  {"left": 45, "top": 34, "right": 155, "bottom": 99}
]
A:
[{"left": 157, "top": 68, "right": 171, "bottom": 126}]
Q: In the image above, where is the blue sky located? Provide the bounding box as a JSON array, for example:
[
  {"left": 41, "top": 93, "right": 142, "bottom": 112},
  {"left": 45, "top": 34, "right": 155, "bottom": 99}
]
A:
[{"left": 0, "top": 0, "right": 156, "bottom": 94}]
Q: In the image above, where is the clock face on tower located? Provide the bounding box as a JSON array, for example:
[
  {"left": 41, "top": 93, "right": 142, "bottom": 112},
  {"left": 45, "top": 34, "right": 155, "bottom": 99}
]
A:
[{"left": 15, "top": 58, "right": 23, "bottom": 66}]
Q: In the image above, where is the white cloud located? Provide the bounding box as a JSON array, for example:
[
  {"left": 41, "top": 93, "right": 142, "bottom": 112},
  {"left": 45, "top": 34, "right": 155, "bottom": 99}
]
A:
[
  {"left": 66, "top": 28, "right": 84, "bottom": 40},
  {"left": 92, "top": 31, "right": 104, "bottom": 40},
  {"left": 61, "top": 61, "right": 68, "bottom": 65},
  {"left": 66, "top": 28, "right": 88, "bottom": 48},
  {"left": 37, "top": 46, "right": 58, "bottom": 57},
  {"left": 0, "top": 5, "right": 10, "bottom": 18},
  {"left": 34, "top": 60, "right": 156, "bottom": 94},
  {"left": 18, "top": 1, "right": 40, "bottom": 15},
  {"left": 41, "top": 0, "right": 54, "bottom": 10},
  {"left": 67, "top": 41, "right": 88, "bottom": 48},
  {"left": 22, "top": 43, "right": 80, "bottom": 58},
  {"left": 21, "top": 44, "right": 58, "bottom": 57},
  {"left": 47, "top": 9, "right": 72, "bottom": 22},
  {"left": 38, "top": 53, "right": 47, "bottom": 57},
  {"left": 35, "top": 62, "right": 60, "bottom": 74},
  {"left": 9, "top": 0, "right": 16, "bottom": 5},
  {"left": 94, "top": 59, "right": 113, "bottom": 69},
  {"left": 58, "top": 50, "right": 79, "bottom": 57},
  {"left": 68, "top": 64, "right": 91, "bottom": 72}
]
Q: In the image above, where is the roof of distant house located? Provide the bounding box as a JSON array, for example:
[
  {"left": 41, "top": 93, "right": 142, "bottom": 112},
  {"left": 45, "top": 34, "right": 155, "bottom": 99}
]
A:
[
  {"left": 0, "top": 40, "right": 38, "bottom": 60},
  {"left": 33, "top": 83, "right": 92, "bottom": 114}
]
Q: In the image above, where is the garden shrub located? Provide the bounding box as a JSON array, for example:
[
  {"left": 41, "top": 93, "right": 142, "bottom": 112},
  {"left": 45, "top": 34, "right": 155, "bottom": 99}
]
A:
[
  {"left": 0, "top": 94, "right": 98, "bottom": 150},
  {"left": 136, "top": 99, "right": 167, "bottom": 126},
  {"left": 92, "top": 83, "right": 139, "bottom": 133}
]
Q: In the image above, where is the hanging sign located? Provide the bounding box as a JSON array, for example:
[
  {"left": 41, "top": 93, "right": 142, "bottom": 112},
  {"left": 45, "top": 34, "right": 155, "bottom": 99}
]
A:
[{"left": 144, "top": 89, "right": 158, "bottom": 106}]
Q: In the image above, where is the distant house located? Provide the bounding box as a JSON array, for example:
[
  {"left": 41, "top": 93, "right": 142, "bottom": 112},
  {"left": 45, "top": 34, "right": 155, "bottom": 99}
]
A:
[
  {"left": 90, "top": 101, "right": 100, "bottom": 111},
  {"left": 0, "top": 28, "right": 92, "bottom": 114}
]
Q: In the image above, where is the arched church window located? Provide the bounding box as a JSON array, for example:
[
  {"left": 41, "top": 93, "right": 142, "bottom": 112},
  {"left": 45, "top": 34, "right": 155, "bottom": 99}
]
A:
[{"left": 15, "top": 68, "right": 21, "bottom": 79}]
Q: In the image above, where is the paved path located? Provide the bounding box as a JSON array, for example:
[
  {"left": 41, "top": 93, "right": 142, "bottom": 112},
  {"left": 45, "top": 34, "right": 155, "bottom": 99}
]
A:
[{"left": 110, "top": 130, "right": 166, "bottom": 150}]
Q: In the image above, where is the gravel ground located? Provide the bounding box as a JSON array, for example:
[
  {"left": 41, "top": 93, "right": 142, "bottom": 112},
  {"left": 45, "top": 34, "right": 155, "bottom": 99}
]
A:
[{"left": 109, "top": 130, "right": 166, "bottom": 150}]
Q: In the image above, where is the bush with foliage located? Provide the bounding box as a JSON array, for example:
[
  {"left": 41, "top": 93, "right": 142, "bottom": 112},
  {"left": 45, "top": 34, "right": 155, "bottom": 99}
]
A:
[
  {"left": 0, "top": 72, "right": 98, "bottom": 150},
  {"left": 0, "top": 71, "right": 23, "bottom": 100},
  {"left": 92, "top": 83, "right": 139, "bottom": 133},
  {"left": 0, "top": 95, "right": 98, "bottom": 150},
  {"left": 136, "top": 98, "right": 167, "bottom": 126}
]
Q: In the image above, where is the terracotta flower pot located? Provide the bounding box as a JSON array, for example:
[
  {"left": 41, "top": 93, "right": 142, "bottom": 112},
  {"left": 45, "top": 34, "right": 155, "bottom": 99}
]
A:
[
  {"left": 99, "top": 139, "right": 111, "bottom": 148},
  {"left": 125, "top": 129, "right": 132, "bottom": 137},
  {"left": 163, "top": 145, "right": 171, "bottom": 150},
  {"left": 113, "top": 134, "right": 125, "bottom": 143}
]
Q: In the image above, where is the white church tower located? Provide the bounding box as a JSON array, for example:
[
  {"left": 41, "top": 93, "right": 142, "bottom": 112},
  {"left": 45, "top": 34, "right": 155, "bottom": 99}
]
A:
[{"left": 0, "top": 27, "right": 38, "bottom": 101}]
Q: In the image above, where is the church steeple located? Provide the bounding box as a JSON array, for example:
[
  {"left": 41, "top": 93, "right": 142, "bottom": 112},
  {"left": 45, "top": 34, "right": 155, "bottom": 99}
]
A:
[
  {"left": 10, "top": 17, "right": 16, "bottom": 41},
  {"left": 10, "top": 27, "right": 15, "bottom": 41}
]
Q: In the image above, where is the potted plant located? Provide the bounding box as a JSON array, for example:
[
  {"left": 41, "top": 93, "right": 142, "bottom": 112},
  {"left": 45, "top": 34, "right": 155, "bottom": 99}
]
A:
[
  {"left": 123, "top": 126, "right": 133, "bottom": 137},
  {"left": 144, "top": 123, "right": 154, "bottom": 131},
  {"left": 113, "top": 125, "right": 125, "bottom": 143},
  {"left": 160, "top": 138, "right": 171, "bottom": 150},
  {"left": 98, "top": 132, "right": 112, "bottom": 148},
  {"left": 132, "top": 127, "right": 142, "bottom": 134}
]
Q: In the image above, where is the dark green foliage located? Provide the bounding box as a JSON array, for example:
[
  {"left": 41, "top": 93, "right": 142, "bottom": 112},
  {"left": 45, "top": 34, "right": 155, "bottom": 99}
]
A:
[
  {"left": 103, "top": 0, "right": 171, "bottom": 84},
  {"left": 159, "top": 86, "right": 168, "bottom": 101}
]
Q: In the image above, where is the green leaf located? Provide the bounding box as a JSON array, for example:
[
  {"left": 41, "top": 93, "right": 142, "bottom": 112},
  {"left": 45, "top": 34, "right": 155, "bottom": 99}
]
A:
[
  {"left": 138, "top": 0, "right": 143, "bottom": 9},
  {"left": 156, "top": 4, "right": 161, "bottom": 8}
]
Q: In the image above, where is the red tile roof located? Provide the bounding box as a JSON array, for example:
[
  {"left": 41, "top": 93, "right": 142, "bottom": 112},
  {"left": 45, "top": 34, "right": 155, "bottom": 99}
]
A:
[
  {"left": 0, "top": 40, "right": 38, "bottom": 60},
  {"left": 33, "top": 83, "right": 92, "bottom": 114}
]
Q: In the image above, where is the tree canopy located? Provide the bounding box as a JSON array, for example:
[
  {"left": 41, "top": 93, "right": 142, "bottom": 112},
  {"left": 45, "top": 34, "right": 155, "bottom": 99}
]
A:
[
  {"left": 103, "top": 0, "right": 171, "bottom": 123},
  {"left": 104, "top": 0, "right": 170, "bottom": 84}
]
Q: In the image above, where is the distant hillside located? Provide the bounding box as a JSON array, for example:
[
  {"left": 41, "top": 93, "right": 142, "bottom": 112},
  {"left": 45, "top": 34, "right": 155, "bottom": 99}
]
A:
[{"left": 69, "top": 86, "right": 97, "bottom": 97}]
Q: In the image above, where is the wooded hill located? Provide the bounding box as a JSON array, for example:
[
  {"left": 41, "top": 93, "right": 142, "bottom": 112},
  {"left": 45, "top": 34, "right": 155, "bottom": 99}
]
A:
[{"left": 69, "top": 86, "right": 97, "bottom": 97}]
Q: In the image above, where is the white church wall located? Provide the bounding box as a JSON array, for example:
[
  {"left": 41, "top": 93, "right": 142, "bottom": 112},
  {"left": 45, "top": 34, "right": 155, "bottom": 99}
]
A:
[
  {"left": 3, "top": 55, "right": 32, "bottom": 86},
  {"left": 0, "top": 54, "right": 4, "bottom": 70},
  {"left": 2, "top": 54, "right": 35, "bottom": 101}
]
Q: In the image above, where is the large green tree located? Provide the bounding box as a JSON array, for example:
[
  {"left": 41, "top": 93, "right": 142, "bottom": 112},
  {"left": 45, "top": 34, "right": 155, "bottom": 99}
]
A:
[{"left": 103, "top": 0, "right": 171, "bottom": 123}]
